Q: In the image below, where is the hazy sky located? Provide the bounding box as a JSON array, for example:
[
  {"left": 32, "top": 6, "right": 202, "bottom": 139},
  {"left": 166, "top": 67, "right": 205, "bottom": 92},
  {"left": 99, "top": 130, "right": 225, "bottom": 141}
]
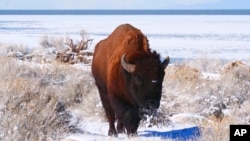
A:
[{"left": 0, "top": 0, "right": 250, "bottom": 9}]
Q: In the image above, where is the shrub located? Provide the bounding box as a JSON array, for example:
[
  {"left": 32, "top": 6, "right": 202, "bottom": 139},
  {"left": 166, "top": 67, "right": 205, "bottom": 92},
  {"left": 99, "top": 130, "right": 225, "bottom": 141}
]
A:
[{"left": 0, "top": 57, "right": 98, "bottom": 140}]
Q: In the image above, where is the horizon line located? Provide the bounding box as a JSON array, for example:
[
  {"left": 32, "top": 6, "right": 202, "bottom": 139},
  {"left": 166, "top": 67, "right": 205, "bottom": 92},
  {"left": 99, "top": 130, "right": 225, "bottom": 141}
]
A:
[
  {"left": 1, "top": 9, "right": 250, "bottom": 15},
  {"left": 1, "top": 9, "right": 250, "bottom": 10}
]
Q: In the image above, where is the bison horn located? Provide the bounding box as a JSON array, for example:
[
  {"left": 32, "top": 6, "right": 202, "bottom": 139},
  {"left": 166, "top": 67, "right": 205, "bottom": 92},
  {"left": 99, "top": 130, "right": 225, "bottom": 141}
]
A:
[
  {"left": 121, "top": 54, "right": 136, "bottom": 73},
  {"left": 161, "top": 56, "right": 170, "bottom": 69}
]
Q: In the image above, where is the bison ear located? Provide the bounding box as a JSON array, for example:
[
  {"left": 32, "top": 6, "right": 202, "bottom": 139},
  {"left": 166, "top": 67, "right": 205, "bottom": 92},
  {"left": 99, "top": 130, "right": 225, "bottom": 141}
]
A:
[
  {"left": 121, "top": 54, "right": 136, "bottom": 73},
  {"left": 161, "top": 56, "right": 170, "bottom": 69}
]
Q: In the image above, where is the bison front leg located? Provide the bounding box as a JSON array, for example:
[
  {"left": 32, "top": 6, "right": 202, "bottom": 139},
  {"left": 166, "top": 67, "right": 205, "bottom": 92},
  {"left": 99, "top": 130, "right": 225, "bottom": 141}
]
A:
[
  {"left": 122, "top": 108, "right": 141, "bottom": 135},
  {"left": 111, "top": 95, "right": 141, "bottom": 136},
  {"left": 117, "top": 119, "right": 125, "bottom": 133}
]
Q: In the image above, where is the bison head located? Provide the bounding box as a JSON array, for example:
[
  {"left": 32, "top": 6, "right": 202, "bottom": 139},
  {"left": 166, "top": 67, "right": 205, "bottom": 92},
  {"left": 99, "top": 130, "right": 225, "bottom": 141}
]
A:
[{"left": 121, "top": 54, "right": 169, "bottom": 113}]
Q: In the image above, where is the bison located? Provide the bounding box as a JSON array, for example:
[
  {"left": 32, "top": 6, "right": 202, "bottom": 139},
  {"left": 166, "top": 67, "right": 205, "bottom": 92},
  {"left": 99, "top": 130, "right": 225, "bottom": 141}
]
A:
[{"left": 91, "top": 24, "right": 169, "bottom": 136}]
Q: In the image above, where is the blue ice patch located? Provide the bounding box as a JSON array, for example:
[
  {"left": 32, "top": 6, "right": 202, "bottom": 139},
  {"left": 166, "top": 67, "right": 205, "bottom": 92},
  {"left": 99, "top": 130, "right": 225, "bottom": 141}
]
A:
[{"left": 139, "top": 126, "right": 201, "bottom": 140}]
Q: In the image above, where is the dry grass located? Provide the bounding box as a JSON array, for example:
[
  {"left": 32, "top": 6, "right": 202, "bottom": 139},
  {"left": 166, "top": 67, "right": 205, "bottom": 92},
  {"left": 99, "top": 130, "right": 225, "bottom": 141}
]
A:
[
  {"left": 1, "top": 41, "right": 250, "bottom": 140},
  {"left": 39, "top": 35, "right": 65, "bottom": 51},
  {"left": 161, "top": 58, "right": 250, "bottom": 141},
  {"left": 1, "top": 33, "right": 93, "bottom": 64},
  {"left": 199, "top": 116, "right": 232, "bottom": 141},
  {"left": 164, "top": 64, "right": 201, "bottom": 90},
  {"left": 199, "top": 108, "right": 250, "bottom": 141},
  {"left": 0, "top": 56, "right": 98, "bottom": 140}
]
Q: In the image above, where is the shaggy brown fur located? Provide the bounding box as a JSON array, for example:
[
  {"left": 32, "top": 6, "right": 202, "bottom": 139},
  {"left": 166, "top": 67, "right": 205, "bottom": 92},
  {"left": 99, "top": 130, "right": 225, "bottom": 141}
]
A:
[{"left": 91, "top": 24, "right": 169, "bottom": 136}]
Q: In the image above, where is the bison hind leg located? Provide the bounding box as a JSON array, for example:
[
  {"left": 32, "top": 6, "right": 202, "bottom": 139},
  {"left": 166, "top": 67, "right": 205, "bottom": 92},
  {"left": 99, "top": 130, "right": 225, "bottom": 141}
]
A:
[
  {"left": 102, "top": 99, "right": 117, "bottom": 136},
  {"left": 103, "top": 99, "right": 117, "bottom": 136},
  {"left": 95, "top": 83, "right": 117, "bottom": 136}
]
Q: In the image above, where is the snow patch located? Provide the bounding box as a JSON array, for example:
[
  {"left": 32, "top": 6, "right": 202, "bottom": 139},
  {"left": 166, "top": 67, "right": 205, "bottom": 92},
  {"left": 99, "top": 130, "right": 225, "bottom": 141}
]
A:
[{"left": 201, "top": 72, "right": 221, "bottom": 80}]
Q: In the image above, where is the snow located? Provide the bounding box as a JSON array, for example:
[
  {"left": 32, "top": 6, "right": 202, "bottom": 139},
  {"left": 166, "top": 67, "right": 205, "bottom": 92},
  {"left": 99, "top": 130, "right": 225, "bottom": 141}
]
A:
[
  {"left": 64, "top": 105, "right": 203, "bottom": 140},
  {"left": 65, "top": 118, "right": 201, "bottom": 141},
  {"left": 169, "top": 113, "right": 214, "bottom": 130},
  {"left": 201, "top": 72, "right": 221, "bottom": 80},
  {"left": 1, "top": 15, "right": 250, "bottom": 60}
]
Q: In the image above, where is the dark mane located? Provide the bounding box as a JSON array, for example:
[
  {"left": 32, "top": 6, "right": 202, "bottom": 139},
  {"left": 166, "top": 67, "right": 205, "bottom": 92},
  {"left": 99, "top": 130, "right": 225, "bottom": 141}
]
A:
[{"left": 126, "top": 50, "right": 161, "bottom": 64}]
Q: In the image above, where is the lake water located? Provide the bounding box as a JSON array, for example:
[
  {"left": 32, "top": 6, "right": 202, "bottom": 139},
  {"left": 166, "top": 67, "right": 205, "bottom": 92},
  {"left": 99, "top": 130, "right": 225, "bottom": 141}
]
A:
[{"left": 1, "top": 12, "right": 250, "bottom": 61}]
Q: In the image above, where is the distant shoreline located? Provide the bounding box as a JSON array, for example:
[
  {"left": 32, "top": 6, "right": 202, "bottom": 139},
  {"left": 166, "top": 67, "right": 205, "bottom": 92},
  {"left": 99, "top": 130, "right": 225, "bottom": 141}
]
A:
[{"left": 1, "top": 9, "right": 250, "bottom": 15}]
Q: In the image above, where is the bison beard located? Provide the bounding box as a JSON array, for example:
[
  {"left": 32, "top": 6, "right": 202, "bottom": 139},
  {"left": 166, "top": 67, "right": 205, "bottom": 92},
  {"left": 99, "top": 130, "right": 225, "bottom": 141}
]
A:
[{"left": 91, "top": 24, "right": 169, "bottom": 136}]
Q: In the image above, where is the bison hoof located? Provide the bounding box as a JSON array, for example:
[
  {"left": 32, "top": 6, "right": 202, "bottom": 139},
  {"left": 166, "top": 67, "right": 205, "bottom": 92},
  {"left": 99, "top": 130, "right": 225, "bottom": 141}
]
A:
[
  {"left": 108, "top": 129, "right": 117, "bottom": 137},
  {"left": 117, "top": 121, "right": 126, "bottom": 134},
  {"left": 127, "top": 132, "right": 138, "bottom": 138},
  {"left": 117, "top": 127, "right": 126, "bottom": 134}
]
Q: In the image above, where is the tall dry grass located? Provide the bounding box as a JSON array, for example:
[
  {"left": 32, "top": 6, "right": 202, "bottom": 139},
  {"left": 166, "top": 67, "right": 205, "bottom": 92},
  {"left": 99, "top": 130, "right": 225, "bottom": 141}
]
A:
[
  {"left": 1, "top": 39, "right": 250, "bottom": 140},
  {"left": 161, "top": 58, "right": 250, "bottom": 140},
  {"left": 0, "top": 56, "right": 99, "bottom": 140}
]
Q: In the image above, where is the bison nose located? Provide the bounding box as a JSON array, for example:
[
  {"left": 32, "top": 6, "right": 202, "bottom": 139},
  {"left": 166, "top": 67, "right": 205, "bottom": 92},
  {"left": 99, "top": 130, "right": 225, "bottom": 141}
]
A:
[
  {"left": 139, "top": 100, "right": 160, "bottom": 116},
  {"left": 146, "top": 100, "right": 160, "bottom": 109}
]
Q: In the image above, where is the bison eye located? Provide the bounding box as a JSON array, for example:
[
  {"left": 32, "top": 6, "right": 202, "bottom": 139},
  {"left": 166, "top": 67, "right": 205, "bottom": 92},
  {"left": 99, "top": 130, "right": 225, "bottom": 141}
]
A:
[{"left": 152, "top": 80, "right": 157, "bottom": 83}]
